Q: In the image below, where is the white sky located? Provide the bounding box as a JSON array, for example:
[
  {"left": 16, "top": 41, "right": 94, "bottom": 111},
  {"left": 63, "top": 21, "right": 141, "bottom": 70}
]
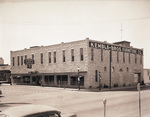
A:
[{"left": 0, "top": 0, "right": 150, "bottom": 68}]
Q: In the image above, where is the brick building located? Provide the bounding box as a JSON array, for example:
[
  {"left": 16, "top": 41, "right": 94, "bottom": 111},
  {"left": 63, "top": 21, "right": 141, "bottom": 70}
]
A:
[
  {"left": 143, "top": 69, "right": 150, "bottom": 85},
  {"left": 10, "top": 38, "right": 143, "bottom": 88},
  {"left": 0, "top": 57, "right": 11, "bottom": 82}
]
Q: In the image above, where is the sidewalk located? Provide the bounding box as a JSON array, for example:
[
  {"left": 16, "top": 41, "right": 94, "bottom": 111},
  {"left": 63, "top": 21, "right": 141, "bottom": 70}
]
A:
[{"left": 84, "top": 84, "right": 150, "bottom": 92}]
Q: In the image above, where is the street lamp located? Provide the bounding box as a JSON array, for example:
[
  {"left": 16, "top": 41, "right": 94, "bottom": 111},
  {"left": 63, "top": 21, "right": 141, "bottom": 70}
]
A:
[{"left": 78, "top": 67, "right": 80, "bottom": 90}]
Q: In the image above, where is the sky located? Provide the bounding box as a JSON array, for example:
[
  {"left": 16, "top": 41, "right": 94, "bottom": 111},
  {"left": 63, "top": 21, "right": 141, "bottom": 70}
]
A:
[{"left": 0, "top": 0, "right": 150, "bottom": 68}]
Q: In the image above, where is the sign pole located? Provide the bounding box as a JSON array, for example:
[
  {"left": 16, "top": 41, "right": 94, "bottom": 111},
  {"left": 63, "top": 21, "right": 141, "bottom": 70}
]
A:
[
  {"left": 103, "top": 99, "right": 107, "bottom": 117},
  {"left": 137, "top": 83, "right": 141, "bottom": 117}
]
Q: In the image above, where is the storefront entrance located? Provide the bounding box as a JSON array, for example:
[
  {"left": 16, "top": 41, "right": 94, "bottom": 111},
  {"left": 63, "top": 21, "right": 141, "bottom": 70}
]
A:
[
  {"left": 70, "top": 76, "right": 84, "bottom": 86},
  {"left": 134, "top": 73, "right": 141, "bottom": 83},
  {"left": 57, "top": 75, "right": 68, "bottom": 86},
  {"left": 32, "top": 75, "right": 42, "bottom": 86}
]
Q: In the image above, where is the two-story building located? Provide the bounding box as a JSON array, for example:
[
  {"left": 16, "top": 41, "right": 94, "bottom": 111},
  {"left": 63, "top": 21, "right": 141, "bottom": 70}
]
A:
[{"left": 10, "top": 38, "right": 143, "bottom": 88}]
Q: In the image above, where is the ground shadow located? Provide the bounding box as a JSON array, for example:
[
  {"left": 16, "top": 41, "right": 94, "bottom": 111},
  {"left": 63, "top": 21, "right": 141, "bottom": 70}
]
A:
[{"left": 0, "top": 102, "right": 31, "bottom": 108}]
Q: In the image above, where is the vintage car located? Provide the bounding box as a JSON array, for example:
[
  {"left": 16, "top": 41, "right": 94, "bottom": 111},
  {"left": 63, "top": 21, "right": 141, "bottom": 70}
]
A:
[{"left": 0, "top": 104, "right": 77, "bottom": 117}]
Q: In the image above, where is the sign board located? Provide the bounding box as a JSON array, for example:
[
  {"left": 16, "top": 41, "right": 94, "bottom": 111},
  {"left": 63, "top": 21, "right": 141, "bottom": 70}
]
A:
[
  {"left": 24, "top": 58, "right": 34, "bottom": 69},
  {"left": 89, "top": 41, "right": 143, "bottom": 55}
]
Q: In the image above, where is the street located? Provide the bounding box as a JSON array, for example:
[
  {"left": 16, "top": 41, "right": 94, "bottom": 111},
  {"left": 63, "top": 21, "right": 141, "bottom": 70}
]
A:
[{"left": 0, "top": 85, "right": 150, "bottom": 117}]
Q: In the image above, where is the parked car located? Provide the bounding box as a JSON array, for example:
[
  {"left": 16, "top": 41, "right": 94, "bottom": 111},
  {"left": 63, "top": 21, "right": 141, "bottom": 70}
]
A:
[{"left": 0, "top": 104, "right": 77, "bottom": 117}]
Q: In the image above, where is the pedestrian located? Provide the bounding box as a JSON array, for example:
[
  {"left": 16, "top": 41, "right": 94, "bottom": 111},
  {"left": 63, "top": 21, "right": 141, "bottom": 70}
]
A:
[{"left": 78, "top": 77, "right": 80, "bottom": 90}]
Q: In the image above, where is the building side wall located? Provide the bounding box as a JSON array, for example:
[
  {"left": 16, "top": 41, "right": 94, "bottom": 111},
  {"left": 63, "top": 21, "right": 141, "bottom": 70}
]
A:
[
  {"left": 143, "top": 69, "right": 150, "bottom": 84},
  {"left": 11, "top": 40, "right": 89, "bottom": 74},
  {"left": 87, "top": 45, "right": 143, "bottom": 88}
]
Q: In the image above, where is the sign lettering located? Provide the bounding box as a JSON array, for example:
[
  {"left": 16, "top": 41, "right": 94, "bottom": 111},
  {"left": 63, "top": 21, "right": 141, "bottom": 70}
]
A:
[{"left": 89, "top": 41, "right": 143, "bottom": 55}]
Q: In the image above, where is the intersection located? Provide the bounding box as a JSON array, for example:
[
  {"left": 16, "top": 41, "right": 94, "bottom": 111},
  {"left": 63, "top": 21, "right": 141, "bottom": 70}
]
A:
[{"left": 0, "top": 85, "right": 150, "bottom": 117}]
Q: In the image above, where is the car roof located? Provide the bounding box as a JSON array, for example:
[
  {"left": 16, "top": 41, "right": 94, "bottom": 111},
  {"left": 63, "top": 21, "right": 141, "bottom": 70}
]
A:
[{"left": 2, "top": 104, "right": 60, "bottom": 117}]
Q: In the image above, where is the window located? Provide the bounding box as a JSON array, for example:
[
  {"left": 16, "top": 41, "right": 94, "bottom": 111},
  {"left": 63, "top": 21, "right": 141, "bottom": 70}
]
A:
[
  {"left": 101, "top": 49, "right": 103, "bottom": 61},
  {"left": 104, "top": 67, "right": 107, "bottom": 71},
  {"left": 135, "top": 54, "right": 137, "bottom": 64},
  {"left": 12, "top": 57, "right": 15, "bottom": 66},
  {"left": 21, "top": 56, "right": 23, "bottom": 65},
  {"left": 63, "top": 50, "right": 65, "bottom": 62},
  {"left": 120, "top": 68, "right": 123, "bottom": 72},
  {"left": 71, "top": 49, "right": 74, "bottom": 62},
  {"left": 110, "top": 48, "right": 112, "bottom": 62},
  {"left": 129, "top": 53, "right": 130, "bottom": 63},
  {"left": 17, "top": 56, "right": 20, "bottom": 66},
  {"left": 24, "top": 55, "right": 27, "bottom": 65},
  {"left": 25, "top": 55, "right": 27, "bottom": 59},
  {"left": 127, "top": 67, "right": 129, "bottom": 72},
  {"left": 41, "top": 53, "right": 43, "bottom": 64},
  {"left": 95, "top": 70, "right": 98, "bottom": 82},
  {"left": 117, "top": 51, "right": 119, "bottom": 63},
  {"left": 48, "top": 52, "right": 51, "bottom": 63},
  {"left": 91, "top": 48, "right": 94, "bottom": 61},
  {"left": 140, "top": 55, "right": 142, "bottom": 64},
  {"left": 54, "top": 51, "right": 56, "bottom": 63},
  {"left": 80, "top": 48, "right": 83, "bottom": 61},
  {"left": 123, "top": 52, "right": 125, "bottom": 63},
  {"left": 112, "top": 67, "right": 115, "bottom": 72},
  {"left": 32, "top": 54, "right": 34, "bottom": 64}
]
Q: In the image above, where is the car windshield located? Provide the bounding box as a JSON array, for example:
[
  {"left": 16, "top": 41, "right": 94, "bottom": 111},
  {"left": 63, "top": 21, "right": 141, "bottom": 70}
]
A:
[{"left": 24, "top": 111, "right": 61, "bottom": 117}]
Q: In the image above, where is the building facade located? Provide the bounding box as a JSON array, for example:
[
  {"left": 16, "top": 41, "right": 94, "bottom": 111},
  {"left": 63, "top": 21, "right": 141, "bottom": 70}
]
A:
[
  {"left": 10, "top": 38, "right": 143, "bottom": 88},
  {"left": 143, "top": 69, "right": 150, "bottom": 84},
  {"left": 0, "top": 57, "right": 11, "bottom": 82}
]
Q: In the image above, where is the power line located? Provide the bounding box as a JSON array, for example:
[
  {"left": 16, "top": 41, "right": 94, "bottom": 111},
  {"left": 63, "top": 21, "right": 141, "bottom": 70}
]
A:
[{"left": 0, "top": 17, "right": 150, "bottom": 25}]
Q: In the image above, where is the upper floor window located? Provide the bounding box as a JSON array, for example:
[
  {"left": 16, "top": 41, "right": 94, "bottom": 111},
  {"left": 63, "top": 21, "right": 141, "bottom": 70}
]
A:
[
  {"left": 104, "top": 67, "right": 107, "bottom": 72},
  {"left": 21, "top": 56, "right": 23, "bottom": 65},
  {"left": 135, "top": 54, "right": 137, "bottom": 64},
  {"left": 127, "top": 67, "right": 129, "bottom": 72},
  {"left": 49, "top": 52, "right": 51, "bottom": 63},
  {"left": 32, "top": 54, "right": 35, "bottom": 64},
  {"left": 123, "top": 52, "right": 125, "bottom": 63},
  {"left": 129, "top": 53, "right": 131, "bottom": 63},
  {"left": 95, "top": 70, "right": 98, "bottom": 82},
  {"left": 63, "top": 50, "right": 65, "bottom": 62},
  {"left": 71, "top": 49, "right": 74, "bottom": 62},
  {"left": 41, "top": 53, "right": 43, "bottom": 64},
  {"left": 140, "top": 55, "right": 142, "bottom": 64},
  {"left": 54, "top": 51, "right": 56, "bottom": 63},
  {"left": 80, "top": 48, "right": 83, "bottom": 61},
  {"left": 117, "top": 51, "right": 119, "bottom": 63},
  {"left": 17, "top": 56, "right": 20, "bottom": 66},
  {"left": 25, "top": 55, "right": 27, "bottom": 59},
  {"left": 91, "top": 48, "right": 94, "bottom": 61},
  {"left": 12, "top": 57, "right": 15, "bottom": 66},
  {"left": 112, "top": 67, "right": 115, "bottom": 72},
  {"left": 101, "top": 49, "right": 103, "bottom": 62}
]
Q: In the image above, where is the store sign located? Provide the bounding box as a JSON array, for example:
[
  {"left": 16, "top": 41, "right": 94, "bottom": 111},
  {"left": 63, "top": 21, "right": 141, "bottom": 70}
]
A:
[
  {"left": 89, "top": 41, "right": 143, "bottom": 55},
  {"left": 24, "top": 58, "right": 34, "bottom": 69}
]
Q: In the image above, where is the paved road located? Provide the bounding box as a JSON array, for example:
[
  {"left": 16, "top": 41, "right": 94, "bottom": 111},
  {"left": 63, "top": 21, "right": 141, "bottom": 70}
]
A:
[{"left": 0, "top": 85, "right": 150, "bottom": 117}]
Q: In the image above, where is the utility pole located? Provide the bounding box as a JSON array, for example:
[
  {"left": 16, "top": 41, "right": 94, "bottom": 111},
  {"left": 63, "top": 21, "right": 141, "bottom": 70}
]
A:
[
  {"left": 120, "top": 22, "right": 123, "bottom": 40},
  {"left": 109, "top": 47, "right": 112, "bottom": 89}
]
